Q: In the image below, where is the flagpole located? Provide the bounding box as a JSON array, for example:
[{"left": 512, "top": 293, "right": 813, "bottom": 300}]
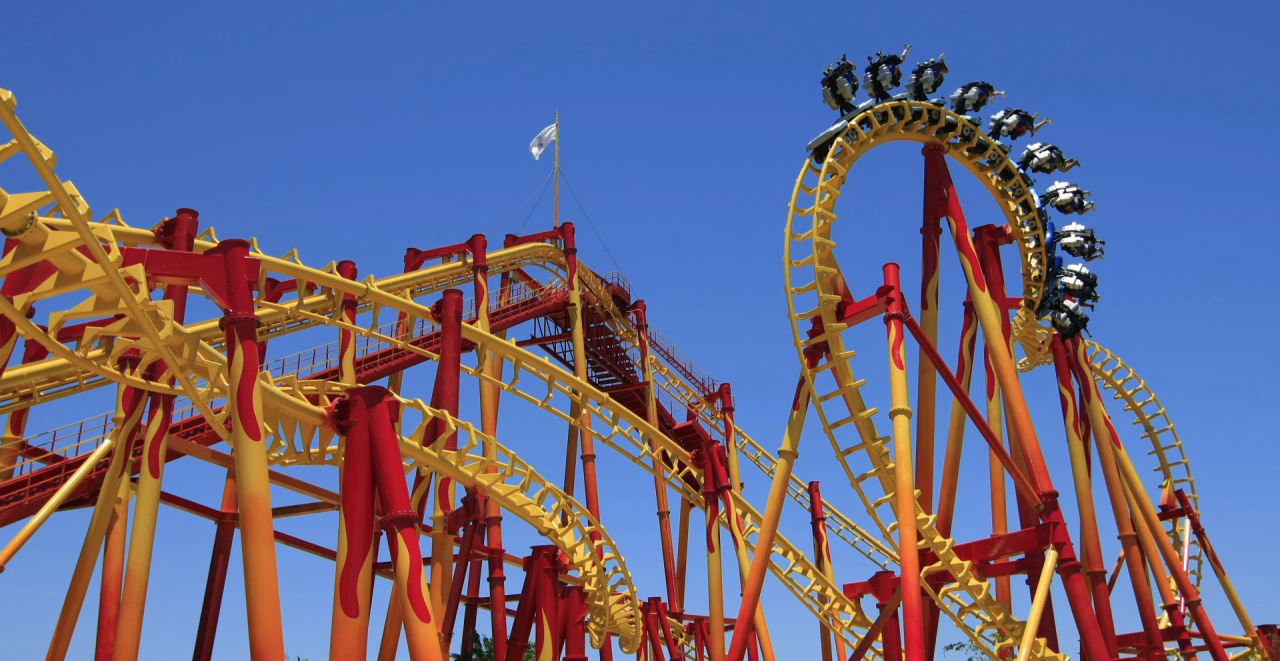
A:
[{"left": 553, "top": 110, "right": 560, "bottom": 229}]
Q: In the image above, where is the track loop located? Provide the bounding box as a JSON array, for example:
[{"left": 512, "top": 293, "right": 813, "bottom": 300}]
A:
[{"left": 785, "top": 102, "right": 1069, "bottom": 661}]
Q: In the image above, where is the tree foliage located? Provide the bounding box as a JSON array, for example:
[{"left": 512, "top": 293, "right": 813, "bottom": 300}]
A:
[{"left": 453, "top": 633, "right": 535, "bottom": 661}]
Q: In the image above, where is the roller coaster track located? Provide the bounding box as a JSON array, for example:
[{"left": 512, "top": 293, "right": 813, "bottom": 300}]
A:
[
  {"left": 785, "top": 101, "right": 1081, "bottom": 661},
  {"left": 0, "top": 218, "right": 894, "bottom": 655},
  {"left": 0, "top": 62, "right": 1260, "bottom": 660},
  {"left": 0, "top": 87, "right": 892, "bottom": 658},
  {"left": 1081, "top": 340, "right": 1203, "bottom": 588},
  {"left": 261, "top": 384, "right": 644, "bottom": 653}
]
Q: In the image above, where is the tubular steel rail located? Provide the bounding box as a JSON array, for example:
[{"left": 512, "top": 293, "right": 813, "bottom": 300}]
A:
[{"left": 0, "top": 50, "right": 1270, "bottom": 661}]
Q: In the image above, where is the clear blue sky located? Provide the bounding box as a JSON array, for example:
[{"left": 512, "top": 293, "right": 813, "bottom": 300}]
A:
[{"left": 2, "top": 2, "right": 1277, "bottom": 659}]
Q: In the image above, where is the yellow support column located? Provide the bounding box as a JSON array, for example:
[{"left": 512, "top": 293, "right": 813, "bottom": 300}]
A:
[
  {"left": 214, "top": 239, "right": 285, "bottom": 660},
  {"left": 723, "top": 379, "right": 809, "bottom": 661},
  {"left": 706, "top": 507, "right": 727, "bottom": 661},
  {"left": 111, "top": 387, "right": 177, "bottom": 661},
  {"left": 1068, "top": 340, "right": 1193, "bottom": 661},
  {"left": 47, "top": 354, "right": 146, "bottom": 661},
  {"left": 882, "top": 264, "right": 926, "bottom": 661}
]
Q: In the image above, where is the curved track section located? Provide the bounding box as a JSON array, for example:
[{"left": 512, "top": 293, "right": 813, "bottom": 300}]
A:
[
  {"left": 1082, "top": 340, "right": 1203, "bottom": 588},
  {"left": 0, "top": 64, "right": 1262, "bottom": 661},
  {"left": 0, "top": 89, "right": 884, "bottom": 658},
  {"left": 783, "top": 103, "right": 1080, "bottom": 661},
  {"left": 266, "top": 383, "right": 643, "bottom": 652}
]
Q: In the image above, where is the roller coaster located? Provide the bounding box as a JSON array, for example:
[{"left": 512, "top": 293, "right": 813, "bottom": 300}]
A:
[{"left": 0, "top": 48, "right": 1273, "bottom": 661}]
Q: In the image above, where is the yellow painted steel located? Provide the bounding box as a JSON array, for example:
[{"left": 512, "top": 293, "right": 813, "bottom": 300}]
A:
[
  {"left": 0, "top": 213, "right": 896, "bottom": 660},
  {"left": 783, "top": 104, "right": 1065, "bottom": 661},
  {"left": 0, "top": 84, "right": 1265, "bottom": 661},
  {"left": 1080, "top": 341, "right": 1204, "bottom": 587},
  {"left": 112, "top": 388, "right": 176, "bottom": 661},
  {"left": 1015, "top": 548, "right": 1060, "bottom": 661},
  {"left": 48, "top": 371, "right": 146, "bottom": 660},
  {"left": 0, "top": 434, "right": 116, "bottom": 569}
]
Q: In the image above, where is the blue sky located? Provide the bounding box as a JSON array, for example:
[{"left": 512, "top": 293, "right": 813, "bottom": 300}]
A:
[{"left": 2, "top": 2, "right": 1277, "bottom": 659}]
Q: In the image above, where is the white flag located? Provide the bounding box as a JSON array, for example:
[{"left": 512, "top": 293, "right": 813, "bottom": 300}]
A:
[{"left": 529, "top": 123, "right": 557, "bottom": 160}]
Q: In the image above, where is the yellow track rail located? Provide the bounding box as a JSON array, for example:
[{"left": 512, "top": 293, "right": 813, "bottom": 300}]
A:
[
  {"left": 0, "top": 83, "right": 1239, "bottom": 659},
  {"left": 0, "top": 89, "right": 885, "bottom": 657},
  {"left": 1081, "top": 340, "right": 1203, "bottom": 588},
  {"left": 261, "top": 382, "right": 644, "bottom": 652},
  {"left": 784, "top": 102, "right": 1071, "bottom": 661}
]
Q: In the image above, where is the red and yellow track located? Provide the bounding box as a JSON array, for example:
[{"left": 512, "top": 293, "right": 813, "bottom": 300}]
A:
[{"left": 0, "top": 68, "right": 1271, "bottom": 661}]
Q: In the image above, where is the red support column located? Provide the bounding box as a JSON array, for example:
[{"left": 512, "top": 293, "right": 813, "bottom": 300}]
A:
[
  {"left": 656, "top": 599, "right": 683, "bottom": 661},
  {"left": 644, "top": 601, "right": 668, "bottom": 661},
  {"left": 923, "top": 148, "right": 1112, "bottom": 661},
  {"left": 807, "top": 481, "right": 845, "bottom": 661},
  {"left": 562, "top": 585, "right": 589, "bottom": 661},
  {"left": 442, "top": 495, "right": 484, "bottom": 645},
  {"left": 881, "top": 600, "right": 904, "bottom": 661},
  {"left": 1048, "top": 336, "right": 1118, "bottom": 659},
  {"left": 192, "top": 471, "right": 238, "bottom": 661},
  {"left": 364, "top": 386, "right": 444, "bottom": 660},
  {"left": 428, "top": 289, "right": 464, "bottom": 633},
  {"left": 505, "top": 546, "right": 556, "bottom": 661},
  {"left": 458, "top": 502, "right": 487, "bottom": 660},
  {"left": 94, "top": 475, "right": 128, "bottom": 661},
  {"left": 916, "top": 148, "right": 946, "bottom": 661},
  {"left": 634, "top": 302, "right": 682, "bottom": 615},
  {"left": 330, "top": 382, "right": 377, "bottom": 659}
]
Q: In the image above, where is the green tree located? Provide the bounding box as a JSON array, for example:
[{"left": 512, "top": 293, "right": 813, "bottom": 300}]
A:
[
  {"left": 943, "top": 631, "right": 1009, "bottom": 661},
  {"left": 453, "top": 632, "right": 535, "bottom": 661}
]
